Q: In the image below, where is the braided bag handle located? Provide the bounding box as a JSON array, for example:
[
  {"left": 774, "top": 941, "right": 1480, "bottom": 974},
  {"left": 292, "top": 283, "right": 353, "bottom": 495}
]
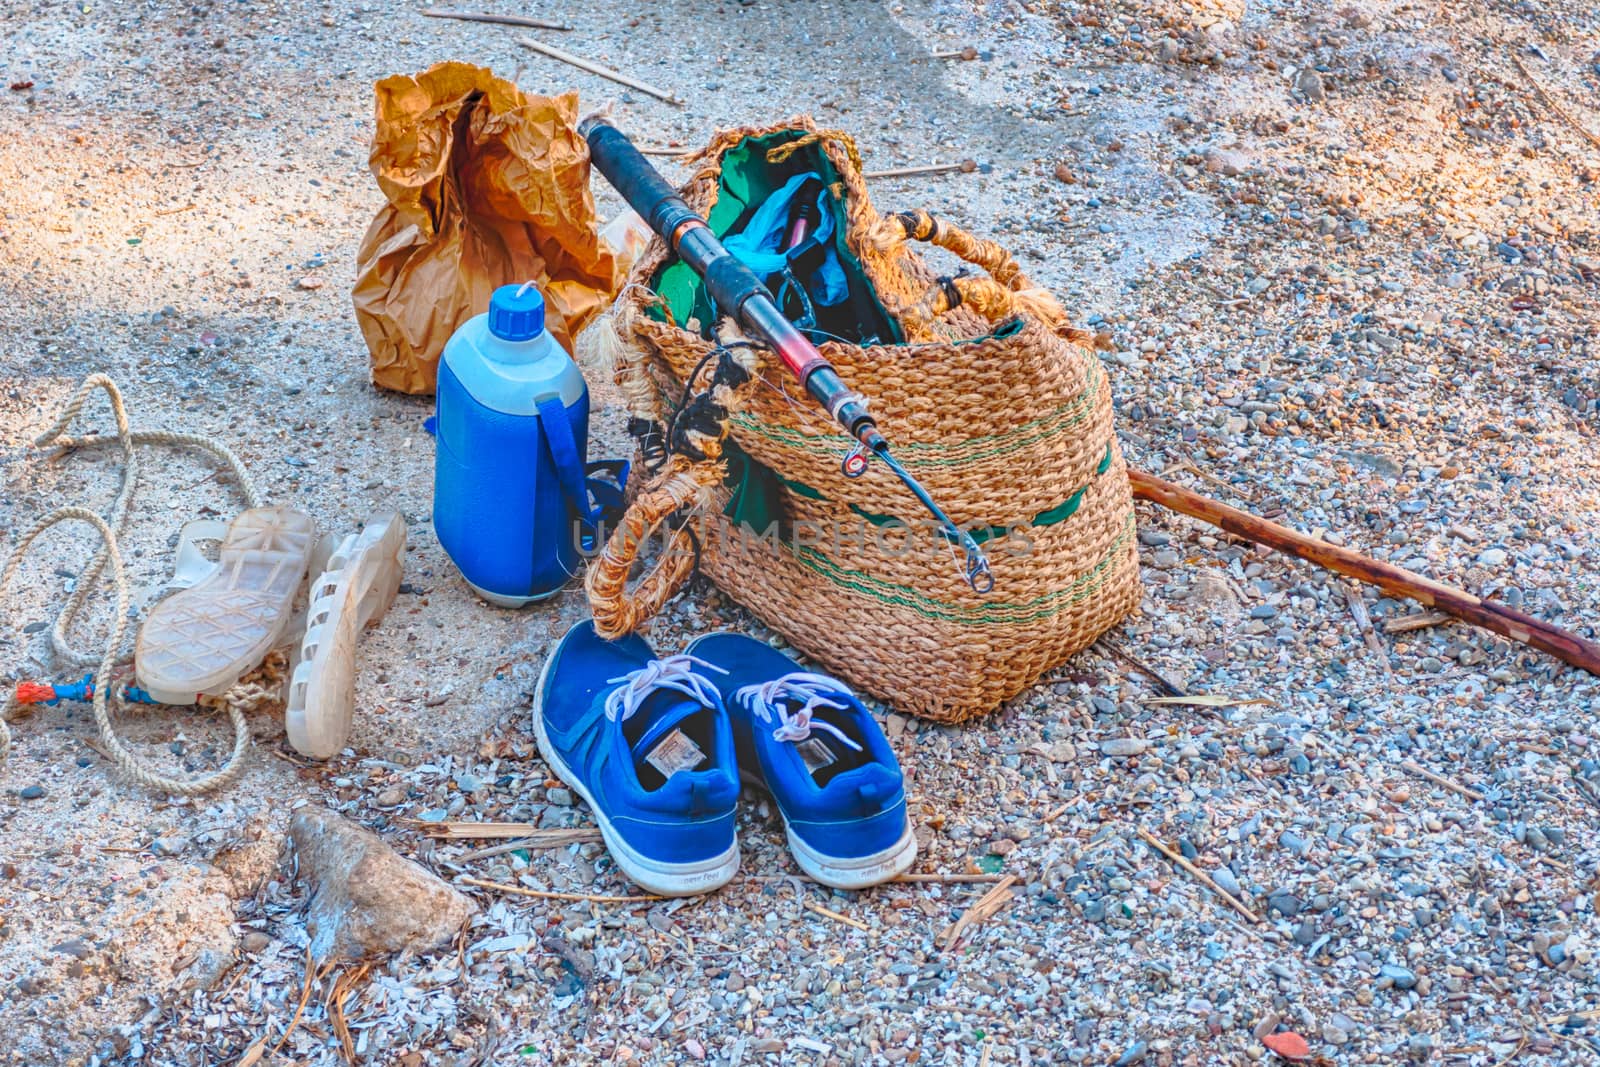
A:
[
  {"left": 871, "top": 209, "right": 1087, "bottom": 341},
  {"left": 584, "top": 456, "right": 722, "bottom": 639}
]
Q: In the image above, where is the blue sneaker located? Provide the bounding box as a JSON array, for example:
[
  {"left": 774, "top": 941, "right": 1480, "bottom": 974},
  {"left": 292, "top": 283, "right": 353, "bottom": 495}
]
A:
[
  {"left": 533, "top": 621, "right": 740, "bottom": 896},
  {"left": 685, "top": 633, "right": 917, "bottom": 889}
]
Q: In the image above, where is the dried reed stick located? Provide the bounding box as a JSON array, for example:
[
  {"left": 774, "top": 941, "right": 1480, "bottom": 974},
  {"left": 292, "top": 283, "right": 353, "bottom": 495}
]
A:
[
  {"left": 1135, "top": 826, "right": 1263, "bottom": 925},
  {"left": 1511, "top": 52, "right": 1600, "bottom": 151},
  {"left": 1400, "top": 760, "right": 1484, "bottom": 802},
  {"left": 804, "top": 900, "right": 870, "bottom": 931},
  {"left": 461, "top": 875, "right": 662, "bottom": 903},
  {"left": 421, "top": 8, "right": 572, "bottom": 31},
  {"left": 516, "top": 37, "right": 684, "bottom": 106},
  {"left": 937, "top": 875, "right": 1018, "bottom": 948},
  {"left": 862, "top": 161, "right": 977, "bottom": 179},
  {"left": 1384, "top": 611, "right": 1453, "bottom": 634}
]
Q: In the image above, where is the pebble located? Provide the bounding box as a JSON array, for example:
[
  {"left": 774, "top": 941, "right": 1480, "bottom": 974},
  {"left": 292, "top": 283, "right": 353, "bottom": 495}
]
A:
[
  {"left": 1379, "top": 964, "right": 1418, "bottom": 990},
  {"left": 19, "top": 785, "right": 44, "bottom": 800},
  {"left": 1099, "top": 738, "right": 1149, "bottom": 756},
  {"left": 52, "top": 939, "right": 92, "bottom": 959},
  {"left": 1113, "top": 1040, "right": 1148, "bottom": 1065},
  {"left": 1203, "top": 148, "right": 1249, "bottom": 177},
  {"left": 1211, "top": 867, "right": 1242, "bottom": 896},
  {"left": 1268, "top": 891, "right": 1303, "bottom": 918},
  {"left": 546, "top": 787, "right": 575, "bottom": 806}
]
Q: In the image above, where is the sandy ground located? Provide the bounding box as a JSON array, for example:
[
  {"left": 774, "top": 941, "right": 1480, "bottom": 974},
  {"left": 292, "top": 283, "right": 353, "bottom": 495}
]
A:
[{"left": 2, "top": 0, "right": 1599, "bottom": 1064}]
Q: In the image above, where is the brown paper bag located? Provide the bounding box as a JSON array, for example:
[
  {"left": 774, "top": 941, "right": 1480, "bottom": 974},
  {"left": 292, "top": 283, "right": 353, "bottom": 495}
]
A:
[{"left": 353, "top": 62, "right": 618, "bottom": 395}]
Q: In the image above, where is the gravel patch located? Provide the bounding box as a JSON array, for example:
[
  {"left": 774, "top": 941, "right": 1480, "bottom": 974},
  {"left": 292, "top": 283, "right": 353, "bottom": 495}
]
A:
[{"left": 2, "top": 0, "right": 1598, "bottom": 1064}]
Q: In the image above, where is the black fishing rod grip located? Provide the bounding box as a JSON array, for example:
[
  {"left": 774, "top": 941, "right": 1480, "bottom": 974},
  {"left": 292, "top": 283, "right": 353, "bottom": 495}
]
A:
[{"left": 581, "top": 120, "right": 696, "bottom": 239}]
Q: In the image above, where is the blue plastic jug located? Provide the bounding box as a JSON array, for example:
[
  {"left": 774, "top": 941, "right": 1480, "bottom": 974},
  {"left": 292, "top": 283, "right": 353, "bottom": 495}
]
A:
[{"left": 432, "top": 284, "right": 611, "bottom": 607}]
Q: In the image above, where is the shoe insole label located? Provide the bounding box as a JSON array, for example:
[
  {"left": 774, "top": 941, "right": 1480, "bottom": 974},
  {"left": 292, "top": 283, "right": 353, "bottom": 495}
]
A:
[
  {"left": 644, "top": 729, "right": 707, "bottom": 780},
  {"left": 796, "top": 737, "right": 838, "bottom": 776}
]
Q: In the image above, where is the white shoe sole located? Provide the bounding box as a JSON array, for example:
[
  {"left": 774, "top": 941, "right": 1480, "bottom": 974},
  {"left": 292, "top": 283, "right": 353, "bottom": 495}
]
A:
[
  {"left": 785, "top": 818, "right": 919, "bottom": 890},
  {"left": 284, "top": 512, "right": 406, "bottom": 759},
  {"left": 531, "top": 652, "right": 739, "bottom": 898},
  {"left": 137, "top": 506, "right": 317, "bottom": 703},
  {"left": 740, "top": 769, "right": 919, "bottom": 890}
]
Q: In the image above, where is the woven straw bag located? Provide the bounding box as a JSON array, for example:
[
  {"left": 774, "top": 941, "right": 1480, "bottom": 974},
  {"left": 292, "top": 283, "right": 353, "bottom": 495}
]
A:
[{"left": 585, "top": 119, "right": 1140, "bottom": 723}]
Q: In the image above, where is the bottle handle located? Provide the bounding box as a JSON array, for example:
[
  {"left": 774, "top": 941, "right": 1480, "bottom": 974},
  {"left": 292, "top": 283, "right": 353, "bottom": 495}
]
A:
[{"left": 537, "top": 395, "right": 604, "bottom": 529}]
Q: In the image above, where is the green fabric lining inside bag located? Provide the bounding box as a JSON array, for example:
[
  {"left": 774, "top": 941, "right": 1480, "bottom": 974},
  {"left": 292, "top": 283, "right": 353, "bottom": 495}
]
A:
[{"left": 648, "top": 131, "right": 899, "bottom": 344}]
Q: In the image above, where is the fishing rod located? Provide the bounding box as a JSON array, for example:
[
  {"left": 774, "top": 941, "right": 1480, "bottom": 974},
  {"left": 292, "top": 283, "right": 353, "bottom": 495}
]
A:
[{"left": 581, "top": 118, "right": 993, "bottom": 593}]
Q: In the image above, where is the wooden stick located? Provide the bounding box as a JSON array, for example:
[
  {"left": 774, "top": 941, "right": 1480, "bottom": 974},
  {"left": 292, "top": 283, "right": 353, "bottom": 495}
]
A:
[
  {"left": 937, "top": 875, "right": 1018, "bottom": 948},
  {"left": 862, "top": 160, "right": 977, "bottom": 180},
  {"left": 416, "top": 820, "right": 537, "bottom": 839},
  {"left": 1510, "top": 53, "right": 1600, "bottom": 151},
  {"left": 451, "top": 832, "right": 602, "bottom": 863},
  {"left": 271, "top": 947, "right": 325, "bottom": 1055},
  {"left": 1400, "top": 760, "right": 1484, "bottom": 802},
  {"left": 803, "top": 900, "right": 870, "bottom": 931},
  {"left": 1128, "top": 468, "right": 1600, "bottom": 676},
  {"left": 516, "top": 37, "right": 684, "bottom": 106},
  {"left": 1161, "top": 455, "right": 1252, "bottom": 500},
  {"left": 422, "top": 8, "right": 572, "bottom": 31},
  {"left": 418, "top": 821, "right": 600, "bottom": 845},
  {"left": 638, "top": 146, "right": 692, "bottom": 157},
  {"left": 1095, "top": 635, "right": 1186, "bottom": 697},
  {"left": 1384, "top": 611, "right": 1454, "bottom": 634},
  {"left": 1344, "top": 581, "right": 1395, "bottom": 680},
  {"left": 736, "top": 872, "right": 1007, "bottom": 885},
  {"left": 1135, "top": 826, "right": 1263, "bottom": 924},
  {"left": 460, "top": 875, "right": 662, "bottom": 903},
  {"left": 327, "top": 961, "right": 371, "bottom": 1066}
]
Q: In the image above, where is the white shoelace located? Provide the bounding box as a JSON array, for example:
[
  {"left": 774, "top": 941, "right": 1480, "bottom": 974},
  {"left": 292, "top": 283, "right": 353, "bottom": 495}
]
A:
[
  {"left": 603, "top": 655, "right": 727, "bottom": 724},
  {"left": 736, "top": 672, "right": 864, "bottom": 752}
]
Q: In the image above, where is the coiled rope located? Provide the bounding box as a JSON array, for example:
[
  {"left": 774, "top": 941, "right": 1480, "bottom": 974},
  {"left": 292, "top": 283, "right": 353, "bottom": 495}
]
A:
[{"left": 1, "top": 374, "right": 273, "bottom": 795}]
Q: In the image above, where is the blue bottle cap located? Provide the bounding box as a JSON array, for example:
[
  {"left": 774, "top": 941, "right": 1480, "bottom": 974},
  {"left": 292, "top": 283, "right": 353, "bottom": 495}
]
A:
[{"left": 488, "top": 284, "right": 546, "bottom": 342}]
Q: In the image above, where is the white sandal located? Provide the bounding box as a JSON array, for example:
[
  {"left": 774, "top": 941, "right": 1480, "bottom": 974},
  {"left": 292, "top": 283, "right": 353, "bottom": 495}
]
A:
[
  {"left": 284, "top": 512, "right": 407, "bottom": 758},
  {"left": 135, "top": 507, "right": 317, "bottom": 704}
]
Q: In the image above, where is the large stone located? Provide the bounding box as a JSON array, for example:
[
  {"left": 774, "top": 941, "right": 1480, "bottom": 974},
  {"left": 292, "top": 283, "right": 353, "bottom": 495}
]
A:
[{"left": 289, "top": 808, "right": 475, "bottom": 963}]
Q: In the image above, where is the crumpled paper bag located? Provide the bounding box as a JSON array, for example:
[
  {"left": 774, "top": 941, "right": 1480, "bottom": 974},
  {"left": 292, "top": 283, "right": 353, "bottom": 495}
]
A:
[{"left": 353, "top": 62, "right": 619, "bottom": 394}]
